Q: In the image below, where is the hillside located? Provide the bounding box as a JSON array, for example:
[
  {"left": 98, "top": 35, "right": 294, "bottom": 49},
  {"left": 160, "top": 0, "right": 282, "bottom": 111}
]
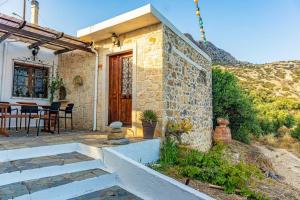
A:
[
  {"left": 185, "top": 34, "right": 300, "bottom": 99},
  {"left": 216, "top": 61, "right": 300, "bottom": 99}
]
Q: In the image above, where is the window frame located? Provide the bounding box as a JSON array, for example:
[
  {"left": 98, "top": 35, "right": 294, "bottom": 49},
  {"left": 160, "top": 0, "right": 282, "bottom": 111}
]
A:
[{"left": 12, "top": 62, "right": 49, "bottom": 99}]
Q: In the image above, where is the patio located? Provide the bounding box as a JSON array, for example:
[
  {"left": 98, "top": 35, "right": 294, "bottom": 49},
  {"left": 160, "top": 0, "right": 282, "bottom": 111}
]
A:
[{"left": 0, "top": 130, "right": 144, "bottom": 151}]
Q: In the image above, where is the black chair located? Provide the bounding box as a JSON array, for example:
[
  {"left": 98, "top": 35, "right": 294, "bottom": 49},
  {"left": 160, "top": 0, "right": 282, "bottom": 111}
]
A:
[
  {"left": 18, "top": 102, "right": 38, "bottom": 130},
  {"left": 60, "top": 103, "right": 74, "bottom": 129},
  {"left": 26, "top": 104, "right": 40, "bottom": 135},
  {"left": 0, "top": 102, "right": 18, "bottom": 130},
  {"left": 37, "top": 102, "right": 61, "bottom": 136}
]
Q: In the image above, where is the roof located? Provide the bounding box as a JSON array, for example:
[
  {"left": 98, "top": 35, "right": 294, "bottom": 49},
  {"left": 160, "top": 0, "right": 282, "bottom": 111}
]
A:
[
  {"left": 0, "top": 13, "right": 93, "bottom": 55},
  {"left": 77, "top": 4, "right": 211, "bottom": 61}
]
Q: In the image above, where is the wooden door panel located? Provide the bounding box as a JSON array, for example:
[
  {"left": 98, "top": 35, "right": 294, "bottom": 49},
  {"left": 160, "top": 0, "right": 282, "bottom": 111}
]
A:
[{"left": 108, "top": 52, "right": 133, "bottom": 126}]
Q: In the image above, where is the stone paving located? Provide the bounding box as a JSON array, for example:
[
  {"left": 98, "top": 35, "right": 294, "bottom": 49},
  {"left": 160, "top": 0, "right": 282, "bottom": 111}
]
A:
[
  {"left": 0, "top": 131, "right": 144, "bottom": 150},
  {"left": 0, "top": 169, "right": 108, "bottom": 199},
  {"left": 0, "top": 152, "right": 93, "bottom": 174},
  {"left": 69, "top": 186, "right": 142, "bottom": 200}
]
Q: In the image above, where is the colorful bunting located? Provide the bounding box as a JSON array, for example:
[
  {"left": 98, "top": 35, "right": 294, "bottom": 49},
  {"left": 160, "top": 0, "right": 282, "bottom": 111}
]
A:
[{"left": 194, "top": 0, "right": 207, "bottom": 43}]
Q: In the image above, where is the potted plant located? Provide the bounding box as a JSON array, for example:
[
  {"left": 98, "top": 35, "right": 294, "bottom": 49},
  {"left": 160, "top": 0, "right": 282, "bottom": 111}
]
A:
[
  {"left": 166, "top": 117, "right": 193, "bottom": 145},
  {"left": 49, "top": 75, "right": 64, "bottom": 103},
  {"left": 141, "top": 110, "right": 158, "bottom": 139}
]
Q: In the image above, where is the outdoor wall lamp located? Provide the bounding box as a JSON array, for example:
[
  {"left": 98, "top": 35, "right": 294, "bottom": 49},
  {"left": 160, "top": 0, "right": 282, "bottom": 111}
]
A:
[
  {"left": 111, "top": 33, "right": 120, "bottom": 47},
  {"left": 32, "top": 46, "right": 40, "bottom": 60}
]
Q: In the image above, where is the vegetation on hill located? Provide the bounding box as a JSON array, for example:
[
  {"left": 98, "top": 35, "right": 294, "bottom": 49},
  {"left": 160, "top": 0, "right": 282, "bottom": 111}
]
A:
[
  {"left": 215, "top": 61, "right": 300, "bottom": 140},
  {"left": 153, "top": 139, "right": 269, "bottom": 200},
  {"left": 212, "top": 68, "right": 261, "bottom": 143}
]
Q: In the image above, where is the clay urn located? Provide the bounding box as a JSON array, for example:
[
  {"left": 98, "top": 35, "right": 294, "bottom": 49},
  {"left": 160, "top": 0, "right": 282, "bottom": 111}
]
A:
[{"left": 213, "top": 118, "right": 232, "bottom": 144}]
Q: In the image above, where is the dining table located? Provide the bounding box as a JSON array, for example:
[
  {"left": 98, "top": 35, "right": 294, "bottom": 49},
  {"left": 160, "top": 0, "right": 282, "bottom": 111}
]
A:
[{"left": 0, "top": 102, "right": 50, "bottom": 137}]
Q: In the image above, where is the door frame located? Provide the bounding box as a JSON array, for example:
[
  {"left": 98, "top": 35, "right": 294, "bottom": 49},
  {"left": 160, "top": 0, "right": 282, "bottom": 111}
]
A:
[
  {"left": 100, "top": 44, "right": 137, "bottom": 136},
  {"left": 108, "top": 51, "right": 133, "bottom": 126}
]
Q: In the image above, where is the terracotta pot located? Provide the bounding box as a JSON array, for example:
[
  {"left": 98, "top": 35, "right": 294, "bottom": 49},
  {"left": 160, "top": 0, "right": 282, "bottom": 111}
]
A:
[
  {"left": 142, "top": 121, "right": 157, "bottom": 139},
  {"left": 217, "top": 118, "right": 230, "bottom": 127},
  {"left": 213, "top": 126, "right": 232, "bottom": 144}
]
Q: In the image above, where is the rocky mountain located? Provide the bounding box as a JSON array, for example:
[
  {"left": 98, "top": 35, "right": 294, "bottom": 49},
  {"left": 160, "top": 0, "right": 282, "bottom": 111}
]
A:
[
  {"left": 184, "top": 33, "right": 244, "bottom": 65},
  {"left": 185, "top": 33, "right": 300, "bottom": 99}
]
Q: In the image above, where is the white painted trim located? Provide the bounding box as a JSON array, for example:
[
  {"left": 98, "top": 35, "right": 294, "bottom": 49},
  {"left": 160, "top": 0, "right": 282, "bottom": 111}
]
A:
[
  {"left": 101, "top": 44, "right": 137, "bottom": 135},
  {"left": 110, "top": 138, "right": 160, "bottom": 164},
  {"left": 172, "top": 46, "right": 208, "bottom": 72},
  {"left": 77, "top": 5, "right": 154, "bottom": 38},
  {"left": 0, "top": 143, "right": 78, "bottom": 162},
  {"left": 77, "top": 4, "right": 211, "bottom": 62},
  {"left": 14, "top": 174, "right": 117, "bottom": 200},
  {"left": 0, "top": 42, "right": 7, "bottom": 101},
  {"left": 0, "top": 160, "right": 105, "bottom": 186},
  {"left": 103, "top": 147, "right": 214, "bottom": 200},
  {"left": 92, "top": 48, "right": 99, "bottom": 131}
]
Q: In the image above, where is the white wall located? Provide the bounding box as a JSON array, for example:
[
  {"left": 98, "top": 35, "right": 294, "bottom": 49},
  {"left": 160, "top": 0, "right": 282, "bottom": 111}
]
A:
[{"left": 0, "top": 40, "right": 58, "bottom": 128}]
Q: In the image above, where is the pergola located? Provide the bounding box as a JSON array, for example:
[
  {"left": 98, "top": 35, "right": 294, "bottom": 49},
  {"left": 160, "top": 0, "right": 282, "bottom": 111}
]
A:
[{"left": 0, "top": 13, "right": 93, "bottom": 55}]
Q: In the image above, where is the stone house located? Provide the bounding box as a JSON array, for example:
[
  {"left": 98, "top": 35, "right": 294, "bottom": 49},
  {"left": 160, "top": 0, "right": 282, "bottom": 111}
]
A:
[{"left": 58, "top": 4, "right": 213, "bottom": 151}]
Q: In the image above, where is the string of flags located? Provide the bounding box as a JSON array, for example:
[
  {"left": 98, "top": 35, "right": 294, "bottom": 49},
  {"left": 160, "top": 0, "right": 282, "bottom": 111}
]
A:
[{"left": 194, "top": 0, "right": 207, "bottom": 43}]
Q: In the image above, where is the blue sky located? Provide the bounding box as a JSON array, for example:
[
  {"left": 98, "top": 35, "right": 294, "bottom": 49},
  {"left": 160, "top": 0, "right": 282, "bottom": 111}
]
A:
[{"left": 1, "top": 0, "right": 300, "bottom": 64}]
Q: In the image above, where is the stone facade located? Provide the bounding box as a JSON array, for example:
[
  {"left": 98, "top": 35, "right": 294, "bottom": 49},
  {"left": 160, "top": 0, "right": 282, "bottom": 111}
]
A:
[
  {"left": 58, "top": 51, "right": 95, "bottom": 130},
  {"left": 58, "top": 23, "right": 212, "bottom": 151},
  {"left": 162, "top": 26, "right": 213, "bottom": 151},
  {"left": 95, "top": 24, "right": 164, "bottom": 137}
]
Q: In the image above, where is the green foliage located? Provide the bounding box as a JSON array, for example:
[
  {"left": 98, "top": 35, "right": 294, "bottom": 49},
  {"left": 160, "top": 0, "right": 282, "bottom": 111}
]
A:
[
  {"left": 166, "top": 117, "right": 193, "bottom": 144},
  {"left": 178, "top": 145, "right": 263, "bottom": 194},
  {"left": 159, "top": 138, "right": 179, "bottom": 166},
  {"left": 212, "top": 68, "right": 261, "bottom": 143},
  {"left": 253, "top": 93, "right": 300, "bottom": 134},
  {"left": 291, "top": 122, "right": 300, "bottom": 141},
  {"left": 156, "top": 143, "right": 268, "bottom": 199},
  {"left": 49, "top": 75, "right": 64, "bottom": 103},
  {"left": 140, "top": 110, "right": 158, "bottom": 124}
]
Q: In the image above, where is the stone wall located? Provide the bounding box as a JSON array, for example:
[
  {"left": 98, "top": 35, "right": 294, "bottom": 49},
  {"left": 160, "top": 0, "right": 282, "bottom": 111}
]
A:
[
  {"left": 95, "top": 23, "right": 164, "bottom": 137},
  {"left": 162, "top": 25, "right": 213, "bottom": 151},
  {"left": 58, "top": 51, "right": 95, "bottom": 130}
]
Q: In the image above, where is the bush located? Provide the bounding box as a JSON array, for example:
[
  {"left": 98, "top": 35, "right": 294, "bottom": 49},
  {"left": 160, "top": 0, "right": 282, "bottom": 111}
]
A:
[
  {"left": 212, "top": 68, "right": 261, "bottom": 143},
  {"left": 291, "top": 122, "right": 300, "bottom": 141},
  {"left": 177, "top": 145, "right": 268, "bottom": 199}
]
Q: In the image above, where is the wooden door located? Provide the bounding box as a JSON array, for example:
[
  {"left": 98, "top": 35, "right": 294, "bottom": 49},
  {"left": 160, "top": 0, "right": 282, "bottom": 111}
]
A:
[{"left": 108, "top": 52, "right": 133, "bottom": 126}]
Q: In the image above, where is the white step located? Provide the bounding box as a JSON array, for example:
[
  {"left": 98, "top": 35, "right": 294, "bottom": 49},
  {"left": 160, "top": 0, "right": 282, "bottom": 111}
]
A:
[
  {"left": 13, "top": 173, "right": 117, "bottom": 200},
  {"left": 0, "top": 159, "right": 105, "bottom": 186}
]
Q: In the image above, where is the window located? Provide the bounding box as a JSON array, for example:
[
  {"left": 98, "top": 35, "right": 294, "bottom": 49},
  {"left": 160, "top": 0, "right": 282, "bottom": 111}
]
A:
[
  {"left": 121, "top": 56, "right": 133, "bottom": 96},
  {"left": 12, "top": 63, "right": 49, "bottom": 98}
]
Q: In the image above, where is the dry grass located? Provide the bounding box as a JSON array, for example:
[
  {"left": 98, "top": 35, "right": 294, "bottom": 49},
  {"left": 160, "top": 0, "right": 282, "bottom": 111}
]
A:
[{"left": 258, "top": 134, "right": 300, "bottom": 156}]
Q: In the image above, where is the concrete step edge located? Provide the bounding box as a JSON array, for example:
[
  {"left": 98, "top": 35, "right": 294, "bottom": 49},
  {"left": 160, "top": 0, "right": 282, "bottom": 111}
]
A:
[{"left": 0, "top": 159, "right": 107, "bottom": 186}]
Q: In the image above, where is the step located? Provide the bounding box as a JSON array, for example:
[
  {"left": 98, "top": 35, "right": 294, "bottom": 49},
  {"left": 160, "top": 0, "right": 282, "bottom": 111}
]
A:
[
  {"left": 0, "top": 169, "right": 114, "bottom": 200},
  {"left": 68, "top": 186, "right": 142, "bottom": 200},
  {"left": 0, "top": 152, "right": 93, "bottom": 174}
]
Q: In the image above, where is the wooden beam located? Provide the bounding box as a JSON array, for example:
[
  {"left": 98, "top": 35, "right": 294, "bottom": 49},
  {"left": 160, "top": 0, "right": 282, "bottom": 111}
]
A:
[
  {"left": 0, "top": 23, "right": 92, "bottom": 53},
  {"left": 28, "top": 32, "right": 64, "bottom": 49},
  {"left": 54, "top": 48, "right": 75, "bottom": 55},
  {"left": 0, "top": 21, "right": 26, "bottom": 43}
]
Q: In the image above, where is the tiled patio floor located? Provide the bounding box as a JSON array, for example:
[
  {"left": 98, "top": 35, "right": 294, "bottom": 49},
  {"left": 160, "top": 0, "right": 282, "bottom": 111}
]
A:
[{"left": 0, "top": 130, "right": 144, "bottom": 150}]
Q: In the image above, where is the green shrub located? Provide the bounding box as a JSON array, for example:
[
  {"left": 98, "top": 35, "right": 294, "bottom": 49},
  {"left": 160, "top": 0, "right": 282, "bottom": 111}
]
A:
[
  {"left": 291, "top": 122, "right": 300, "bottom": 141},
  {"left": 212, "top": 68, "right": 261, "bottom": 143},
  {"left": 177, "top": 145, "right": 266, "bottom": 198},
  {"left": 160, "top": 138, "right": 179, "bottom": 166},
  {"left": 140, "top": 110, "right": 158, "bottom": 123}
]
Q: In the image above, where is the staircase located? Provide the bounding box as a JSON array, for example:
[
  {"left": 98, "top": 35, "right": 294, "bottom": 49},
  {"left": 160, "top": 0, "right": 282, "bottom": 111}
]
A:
[
  {"left": 0, "top": 152, "right": 140, "bottom": 200},
  {"left": 0, "top": 141, "right": 213, "bottom": 200}
]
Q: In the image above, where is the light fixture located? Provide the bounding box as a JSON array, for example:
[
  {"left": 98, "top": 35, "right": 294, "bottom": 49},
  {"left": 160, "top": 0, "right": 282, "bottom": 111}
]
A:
[
  {"left": 111, "top": 33, "right": 120, "bottom": 47},
  {"left": 32, "top": 46, "right": 40, "bottom": 60}
]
